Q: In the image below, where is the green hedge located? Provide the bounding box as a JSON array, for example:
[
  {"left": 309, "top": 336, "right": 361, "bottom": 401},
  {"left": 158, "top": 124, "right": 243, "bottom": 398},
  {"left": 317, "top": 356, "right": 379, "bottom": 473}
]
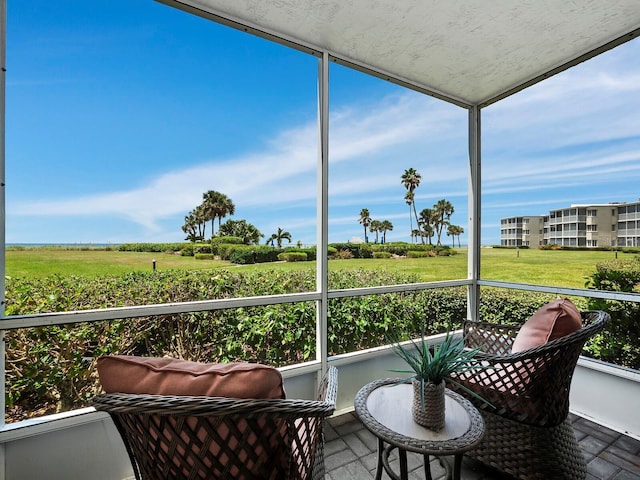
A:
[
  {"left": 118, "top": 242, "right": 190, "bottom": 253},
  {"left": 212, "top": 236, "right": 243, "bottom": 245},
  {"left": 278, "top": 252, "right": 308, "bottom": 262},
  {"left": 228, "top": 245, "right": 281, "bottom": 264},
  {"left": 328, "top": 242, "right": 453, "bottom": 257},
  {"left": 283, "top": 247, "right": 319, "bottom": 261},
  {"left": 3, "top": 265, "right": 630, "bottom": 421},
  {"left": 407, "top": 250, "right": 431, "bottom": 258},
  {"left": 194, "top": 253, "right": 214, "bottom": 260},
  {"left": 194, "top": 245, "right": 212, "bottom": 254},
  {"left": 584, "top": 258, "right": 640, "bottom": 369}
]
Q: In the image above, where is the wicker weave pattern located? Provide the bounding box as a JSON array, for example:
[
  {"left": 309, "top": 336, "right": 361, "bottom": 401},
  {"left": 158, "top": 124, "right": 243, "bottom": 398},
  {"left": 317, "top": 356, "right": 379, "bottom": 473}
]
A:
[
  {"left": 93, "top": 366, "right": 337, "bottom": 480},
  {"left": 451, "top": 311, "right": 608, "bottom": 427},
  {"left": 468, "top": 411, "right": 587, "bottom": 480},
  {"left": 411, "top": 379, "right": 445, "bottom": 431},
  {"left": 448, "top": 310, "right": 609, "bottom": 480}
]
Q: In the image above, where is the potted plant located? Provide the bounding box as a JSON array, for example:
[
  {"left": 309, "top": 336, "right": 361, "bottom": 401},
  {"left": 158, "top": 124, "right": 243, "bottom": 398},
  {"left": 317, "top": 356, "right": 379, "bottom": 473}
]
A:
[{"left": 388, "top": 325, "right": 490, "bottom": 431}]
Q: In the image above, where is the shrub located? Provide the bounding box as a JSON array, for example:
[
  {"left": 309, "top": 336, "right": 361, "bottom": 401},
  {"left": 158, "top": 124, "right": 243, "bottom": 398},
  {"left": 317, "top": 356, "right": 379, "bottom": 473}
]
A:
[
  {"left": 194, "top": 245, "right": 212, "bottom": 254},
  {"left": 212, "top": 236, "right": 243, "bottom": 245},
  {"left": 373, "top": 251, "right": 392, "bottom": 259},
  {"left": 283, "top": 247, "right": 318, "bottom": 261},
  {"left": 227, "top": 245, "right": 280, "bottom": 264},
  {"left": 118, "top": 243, "right": 188, "bottom": 253},
  {"left": 372, "top": 242, "right": 411, "bottom": 256},
  {"left": 329, "top": 243, "right": 362, "bottom": 258},
  {"left": 584, "top": 259, "right": 640, "bottom": 369},
  {"left": 278, "top": 252, "right": 308, "bottom": 262},
  {"left": 194, "top": 253, "right": 214, "bottom": 260},
  {"left": 407, "top": 250, "right": 432, "bottom": 258},
  {"left": 1, "top": 267, "right": 616, "bottom": 423},
  {"left": 358, "top": 244, "right": 373, "bottom": 258},
  {"left": 333, "top": 249, "right": 355, "bottom": 259},
  {"left": 180, "top": 245, "right": 195, "bottom": 257}
]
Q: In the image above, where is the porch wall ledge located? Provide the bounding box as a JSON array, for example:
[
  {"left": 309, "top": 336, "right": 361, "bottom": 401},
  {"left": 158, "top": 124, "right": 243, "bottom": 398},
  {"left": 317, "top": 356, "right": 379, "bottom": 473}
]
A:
[{"left": 571, "top": 357, "right": 640, "bottom": 440}]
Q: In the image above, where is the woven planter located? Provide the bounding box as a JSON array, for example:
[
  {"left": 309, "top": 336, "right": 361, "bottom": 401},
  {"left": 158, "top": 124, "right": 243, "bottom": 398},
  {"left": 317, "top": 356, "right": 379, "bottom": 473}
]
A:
[{"left": 412, "top": 378, "right": 445, "bottom": 431}]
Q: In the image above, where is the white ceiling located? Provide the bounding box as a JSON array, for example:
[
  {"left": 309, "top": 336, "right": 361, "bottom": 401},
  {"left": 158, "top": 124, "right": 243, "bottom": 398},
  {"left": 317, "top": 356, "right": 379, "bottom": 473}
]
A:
[{"left": 160, "top": 0, "right": 640, "bottom": 107}]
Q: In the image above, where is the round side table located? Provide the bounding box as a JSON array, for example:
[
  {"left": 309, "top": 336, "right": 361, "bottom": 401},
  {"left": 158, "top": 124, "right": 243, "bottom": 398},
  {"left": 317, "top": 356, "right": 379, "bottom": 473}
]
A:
[{"left": 354, "top": 378, "right": 485, "bottom": 480}]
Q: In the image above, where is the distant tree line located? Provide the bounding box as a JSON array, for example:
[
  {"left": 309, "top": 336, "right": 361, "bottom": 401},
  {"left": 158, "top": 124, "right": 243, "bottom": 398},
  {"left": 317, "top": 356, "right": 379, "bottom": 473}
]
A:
[
  {"left": 358, "top": 209, "right": 394, "bottom": 244},
  {"left": 181, "top": 190, "right": 292, "bottom": 246}
]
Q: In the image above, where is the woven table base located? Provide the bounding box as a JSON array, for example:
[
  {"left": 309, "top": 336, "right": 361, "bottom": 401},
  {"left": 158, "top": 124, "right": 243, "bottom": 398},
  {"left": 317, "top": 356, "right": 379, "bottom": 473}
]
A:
[{"left": 467, "top": 411, "right": 587, "bottom": 480}]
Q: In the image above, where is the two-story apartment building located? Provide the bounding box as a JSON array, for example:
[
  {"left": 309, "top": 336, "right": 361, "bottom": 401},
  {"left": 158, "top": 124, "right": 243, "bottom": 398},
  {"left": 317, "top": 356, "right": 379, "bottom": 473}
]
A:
[
  {"left": 501, "top": 200, "right": 640, "bottom": 248},
  {"left": 500, "top": 216, "right": 545, "bottom": 247}
]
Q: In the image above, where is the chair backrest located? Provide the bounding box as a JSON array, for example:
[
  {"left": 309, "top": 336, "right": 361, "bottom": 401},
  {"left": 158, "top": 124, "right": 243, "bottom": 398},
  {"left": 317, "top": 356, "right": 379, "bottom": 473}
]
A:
[
  {"left": 456, "top": 311, "right": 609, "bottom": 427},
  {"left": 93, "top": 366, "right": 338, "bottom": 480}
]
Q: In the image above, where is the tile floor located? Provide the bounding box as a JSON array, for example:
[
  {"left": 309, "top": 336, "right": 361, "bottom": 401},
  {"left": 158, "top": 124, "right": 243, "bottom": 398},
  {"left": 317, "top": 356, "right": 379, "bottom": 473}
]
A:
[{"left": 324, "top": 412, "right": 640, "bottom": 480}]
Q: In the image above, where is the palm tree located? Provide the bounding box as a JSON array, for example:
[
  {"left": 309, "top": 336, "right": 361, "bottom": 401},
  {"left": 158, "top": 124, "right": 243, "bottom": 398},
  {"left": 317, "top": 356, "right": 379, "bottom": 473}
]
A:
[
  {"left": 359, "top": 208, "right": 371, "bottom": 243},
  {"left": 181, "top": 206, "right": 207, "bottom": 242},
  {"left": 404, "top": 191, "right": 414, "bottom": 241},
  {"left": 434, "top": 199, "right": 454, "bottom": 246},
  {"left": 201, "top": 190, "right": 220, "bottom": 237},
  {"left": 219, "top": 219, "right": 263, "bottom": 245},
  {"left": 267, "top": 227, "right": 292, "bottom": 248},
  {"left": 213, "top": 194, "right": 235, "bottom": 234},
  {"left": 421, "top": 221, "right": 435, "bottom": 245},
  {"left": 202, "top": 191, "right": 236, "bottom": 237},
  {"left": 380, "top": 220, "right": 393, "bottom": 243},
  {"left": 181, "top": 212, "right": 199, "bottom": 242},
  {"left": 194, "top": 204, "right": 208, "bottom": 240},
  {"left": 419, "top": 208, "right": 436, "bottom": 245},
  {"left": 369, "top": 220, "right": 382, "bottom": 243},
  {"left": 401, "top": 168, "right": 423, "bottom": 243},
  {"left": 447, "top": 224, "right": 464, "bottom": 247}
]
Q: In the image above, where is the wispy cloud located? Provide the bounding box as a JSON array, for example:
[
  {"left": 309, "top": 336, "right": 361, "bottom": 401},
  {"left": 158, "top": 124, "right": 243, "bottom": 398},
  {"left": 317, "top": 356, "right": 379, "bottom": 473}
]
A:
[
  {"left": 9, "top": 37, "right": 640, "bottom": 245},
  {"left": 10, "top": 91, "right": 464, "bottom": 232}
]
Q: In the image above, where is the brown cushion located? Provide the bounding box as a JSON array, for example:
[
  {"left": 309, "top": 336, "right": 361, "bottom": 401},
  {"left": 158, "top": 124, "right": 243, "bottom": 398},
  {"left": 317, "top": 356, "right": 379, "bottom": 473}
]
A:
[
  {"left": 511, "top": 298, "right": 582, "bottom": 353},
  {"left": 97, "top": 355, "right": 286, "bottom": 399}
]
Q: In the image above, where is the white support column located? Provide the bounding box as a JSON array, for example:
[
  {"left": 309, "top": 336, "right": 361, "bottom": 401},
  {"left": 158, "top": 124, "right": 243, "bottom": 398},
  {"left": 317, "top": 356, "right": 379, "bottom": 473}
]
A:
[
  {"left": 316, "top": 52, "right": 329, "bottom": 372},
  {"left": 0, "top": 0, "right": 7, "bottom": 478},
  {"left": 467, "top": 106, "right": 481, "bottom": 321}
]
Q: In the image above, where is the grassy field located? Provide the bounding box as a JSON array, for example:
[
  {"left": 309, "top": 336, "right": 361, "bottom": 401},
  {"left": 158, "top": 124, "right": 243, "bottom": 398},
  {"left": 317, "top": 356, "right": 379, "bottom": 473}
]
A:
[{"left": 5, "top": 246, "right": 630, "bottom": 288}]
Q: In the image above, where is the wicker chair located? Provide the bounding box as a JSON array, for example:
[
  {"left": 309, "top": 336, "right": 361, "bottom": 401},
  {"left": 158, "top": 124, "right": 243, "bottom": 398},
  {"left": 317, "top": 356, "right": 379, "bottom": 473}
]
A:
[
  {"left": 93, "top": 366, "right": 337, "bottom": 480},
  {"left": 448, "top": 310, "right": 609, "bottom": 480}
]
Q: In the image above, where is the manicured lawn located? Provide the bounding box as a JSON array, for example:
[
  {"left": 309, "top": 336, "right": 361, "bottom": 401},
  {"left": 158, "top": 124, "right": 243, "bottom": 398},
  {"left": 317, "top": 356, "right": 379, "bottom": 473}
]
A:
[
  {"left": 5, "top": 248, "right": 234, "bottom": 278},
  {"left": 6, "top": 246, "right": 630, "bottom": 288}
]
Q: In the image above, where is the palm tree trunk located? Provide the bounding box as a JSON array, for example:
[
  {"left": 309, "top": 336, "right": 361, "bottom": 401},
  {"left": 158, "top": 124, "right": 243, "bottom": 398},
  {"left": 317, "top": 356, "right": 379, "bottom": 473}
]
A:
[{"left": 412, "top": 203, "right": 424, "bottom": 244}]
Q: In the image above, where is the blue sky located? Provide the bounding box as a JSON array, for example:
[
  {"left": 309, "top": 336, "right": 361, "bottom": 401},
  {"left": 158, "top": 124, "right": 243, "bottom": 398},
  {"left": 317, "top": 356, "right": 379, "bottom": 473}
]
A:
[{"left": 6, "top": 1, "right": 640, "bottom": 246}]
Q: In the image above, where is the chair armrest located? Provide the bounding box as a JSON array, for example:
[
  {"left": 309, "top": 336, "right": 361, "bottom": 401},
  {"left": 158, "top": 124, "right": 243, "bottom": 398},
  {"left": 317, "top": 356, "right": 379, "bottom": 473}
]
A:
[{"left": 318, "top": 366, "right": 338, "bottom": 407}]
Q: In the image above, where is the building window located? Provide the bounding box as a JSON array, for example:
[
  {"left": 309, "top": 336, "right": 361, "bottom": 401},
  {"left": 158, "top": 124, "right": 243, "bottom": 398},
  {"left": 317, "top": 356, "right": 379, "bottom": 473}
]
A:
[
  {"left": 587, "top": 209, "right": 597, "bottom": 216},
  {"left": 587, "top": 224, "right": 597, "bottom": 232},
  {"left": 612, "top": 224, "right": 616, "bottom": 231}
]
